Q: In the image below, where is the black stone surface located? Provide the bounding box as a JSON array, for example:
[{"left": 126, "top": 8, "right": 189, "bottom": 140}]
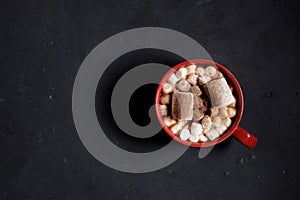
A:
[{"left": 1, "top": 0, "right": 300, "bottom": 199}]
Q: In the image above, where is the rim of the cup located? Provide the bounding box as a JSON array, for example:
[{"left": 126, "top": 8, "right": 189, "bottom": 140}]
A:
[{"left": 155, "top": 59, "right": 244, "bottom": 147}]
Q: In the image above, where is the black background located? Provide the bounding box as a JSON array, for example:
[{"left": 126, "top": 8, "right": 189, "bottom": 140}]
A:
[{"left": 1, "top": 0, "right": 300, "bottom": 199}]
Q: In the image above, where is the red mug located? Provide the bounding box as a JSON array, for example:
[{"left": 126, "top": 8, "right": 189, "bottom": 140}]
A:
[{"left": 155, "top": 59, "right": 257, "bottom": 148}]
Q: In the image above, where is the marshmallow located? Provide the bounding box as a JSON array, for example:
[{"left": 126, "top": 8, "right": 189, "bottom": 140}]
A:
[
  {"left": 199, "top": 134, "right": 208, "bottom": 142},
  {"left": 205, "top": 66, "right": 217, "bottom": 77},
  {"left": 177, "top": 120, "right": 187, "bottom": 127},
  {"left": 222, "top": 117, "right": 232, "bottom": 128},
  {"left": 183, "top": 123, "right": 189, "bottom": 130},
  {"left": 201, "top": 115, "right": 212, "bottom": 129},
  {"left": 189, "top": 134, "right": 200, "bottom": 143},
  {"left": 210, "top": 107, "right": 219, "bottom": 117},
  {"left": 227, "top": 107, "right": 237, "bottom": 118},
  {"left": 163, "top": 116, "right": 176, "bottom": 127},
  {"left": 176, "top": 80, "right": 191, "bottom": 92},
  {"left": 196, "top": 67, "right": 205, "bottom": 76},
  {"left": 206, "top": 78, "right": 235, "bottom": 108},
  {"left": 218, "top": 107, "right": 228, "bottom": 118},
  {"left": 228, "top": 98, "right": 236, "bottom": 108},
  {"left": 180, "top": 128, "right": 191, "bottom": 140},
  {"left": 176, "top": 67, "right": 187, "bottom": 80},
  {"left": 206, "top": 129, "right": 219, "bottom": 140},
  {"left": 191, "top": 85, "right": 202, "bottom": 96},
  {"left": 170, "top": 119, "right": 187, "bottom": 134},
  {"left": 215, "top": 124, "right": 227, "bottom": 135},
  {"left": 187, "top": 74, "right": 198, "bottom": 85},
  {"left": 212, "top": 71, "right": 224, "bottom": 80},
  {"left": 172, "top": 91, "right": 194, "bottom": 120},
  {"left": 198, "top": 76, "right": 211, "bottom": 85},
  {"left": 186, "top": 64, "right": 196, "bottom": 75},
  {"left": 168, "top": 73, "right": 180, "bottom": 86},
  {"left": 203, "top": 127, "right": 211, "bottom": 134},
  {"left": 212, "top": 116, "right": 222, "bottom": 128},
  {"left": 160, "top": 94, "right": 170, "bottom": 105},
  {"left": 160, "top": 105, "right": 168, "bottom": 116},
  {"left": 191, "top": 122, "right": 203, "bottom": 135},
  {"left": 162, "top": 82, "right": 173, "bottom": 94}
]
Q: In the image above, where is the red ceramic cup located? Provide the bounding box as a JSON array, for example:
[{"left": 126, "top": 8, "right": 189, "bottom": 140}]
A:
[{"left": 155, "top": 59, "right": 257, "bottom": 148}]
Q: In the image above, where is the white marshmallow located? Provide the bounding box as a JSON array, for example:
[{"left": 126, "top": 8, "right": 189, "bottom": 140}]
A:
[
  {"left": 189, "top": 134, "right": 200, "bottom": 143},
  {"left": 218, "top": 107, "right": 228, "bottom": 118},
  {"left": 222, "top": 117, "right": 232, "bottom": 128},
  {"left": 199, "top": 134, "right": 208, "bottom": 142},
  {"left": 205, "top": 66, "right": 217, "bottom": 77},
  {"left": 179, "top": 128, "right": 191, "bottom": 141},
  {"left": 177, "top": 120, "right": 187, "bottom": 127},
  {"left": 210, "top": 107, "right": 219, "bottom": 117},
  {"left": 162, "top": 82, "right": 173, "bottom": 94},
  {"left": 203, "top": 127, "right": 211, "bottom": 134},
  {"left": 191, "top": 122, "right": 203, "bottom": 135},
  {"left": 206, "top": 129, "right": 219, "bottom": 140},
  {"left": 212, "top": 116, "right": 222, "bottom": 128},
  {"left": 167, "top": 73, "right": 180, "bottom": 86},
  {"left": 227, "top": 107, "right": 237, "bottom": 118},
  {"left": 196, "top": 67, "right": 205, "bottom": 76},
  {"left": 170, "top": 124, "right": 182, "bottom": 134},
  {"left": 186, "top": 64, "right": 196, "bottom": 75},
  {"left": 215, "top": 124, "right": 227, "bottom": 135},
  {"left": 198, "top": 76, "right": 211, "bottom": 85},
  {"left": 176, "top": 67, "right": 187, "bottom": 80}
]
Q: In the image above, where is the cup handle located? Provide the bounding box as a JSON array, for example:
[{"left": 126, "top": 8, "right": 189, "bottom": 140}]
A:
[{"left": 232, "top": 126, "right": 257, "bottom": 149}]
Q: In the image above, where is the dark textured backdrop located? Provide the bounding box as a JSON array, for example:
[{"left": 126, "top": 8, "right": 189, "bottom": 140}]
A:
[{"left": 1, "top": 0, "right": 300, "bottom": 199}]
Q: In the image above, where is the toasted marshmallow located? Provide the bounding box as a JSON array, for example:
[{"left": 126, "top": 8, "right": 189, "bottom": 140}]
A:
[
  {"left": 170, "top": 124, "right": 182, "bottom": 134},
  {"left": 212, "top": 71, "right": 224, "bottom": 80},
  {"left": 201, "top": 115, "right": 212, "bottom": 129},
  {"left": 163, "top": 116, "right": 176, "bottom": 127},
  {"left": 191, "top": 85, "right": 202, "bottom": 96},
  {"left": 160, "top": 94, "right": 170, "bottom": 105},
  {"left": 187, "top": 74, "right": 198, "bottom": 85},
  {"left": 160, "top": 105, "right": 168, "bottom": 116}
]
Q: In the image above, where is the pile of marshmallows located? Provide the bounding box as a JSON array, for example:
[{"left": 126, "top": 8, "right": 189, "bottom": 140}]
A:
[{"left": 159, "top": 64, "right": 237, "bottom": 143}]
